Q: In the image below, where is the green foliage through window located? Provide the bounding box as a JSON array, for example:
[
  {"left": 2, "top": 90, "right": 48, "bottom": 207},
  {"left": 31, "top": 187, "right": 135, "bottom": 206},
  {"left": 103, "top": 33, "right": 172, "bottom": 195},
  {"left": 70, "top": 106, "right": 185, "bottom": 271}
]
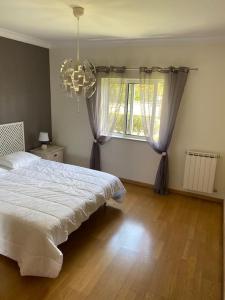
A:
[{"left": 101, "top": 78, "right": 164, "bottom": 141}]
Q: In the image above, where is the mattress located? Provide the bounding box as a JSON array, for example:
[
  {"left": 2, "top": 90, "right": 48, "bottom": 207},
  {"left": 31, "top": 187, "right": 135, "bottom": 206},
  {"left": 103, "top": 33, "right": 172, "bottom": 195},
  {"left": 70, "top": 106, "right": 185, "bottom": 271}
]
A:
[{"left": 0, "top": 159, "right": 125, "bottom": 278}]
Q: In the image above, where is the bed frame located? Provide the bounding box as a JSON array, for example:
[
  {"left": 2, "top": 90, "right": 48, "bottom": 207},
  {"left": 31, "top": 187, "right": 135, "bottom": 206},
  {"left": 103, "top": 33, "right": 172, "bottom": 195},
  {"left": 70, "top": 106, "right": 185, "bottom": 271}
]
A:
[{"left": 0, "top": 122, "right": 25, "bottom": 156}]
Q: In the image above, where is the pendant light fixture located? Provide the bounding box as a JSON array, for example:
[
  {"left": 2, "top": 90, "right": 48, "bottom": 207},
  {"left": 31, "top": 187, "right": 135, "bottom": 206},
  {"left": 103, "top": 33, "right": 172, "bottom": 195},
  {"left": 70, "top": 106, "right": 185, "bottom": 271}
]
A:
[{"left": 60, "top": 6, "right": 96, "bottom": 104}]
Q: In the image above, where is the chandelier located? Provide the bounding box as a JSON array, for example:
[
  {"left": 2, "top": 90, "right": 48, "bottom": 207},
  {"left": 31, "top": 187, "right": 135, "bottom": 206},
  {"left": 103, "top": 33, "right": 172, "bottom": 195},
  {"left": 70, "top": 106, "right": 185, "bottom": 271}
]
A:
[{"left": 60, "top": 6, "right": 96, "bottom": 102}]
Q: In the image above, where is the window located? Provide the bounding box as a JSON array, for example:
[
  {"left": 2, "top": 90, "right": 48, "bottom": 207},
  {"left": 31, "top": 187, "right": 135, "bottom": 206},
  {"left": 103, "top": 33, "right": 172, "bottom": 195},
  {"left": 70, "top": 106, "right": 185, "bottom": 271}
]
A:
[{"left": 100, "top": 78, "right": 164, "bottom": 142}]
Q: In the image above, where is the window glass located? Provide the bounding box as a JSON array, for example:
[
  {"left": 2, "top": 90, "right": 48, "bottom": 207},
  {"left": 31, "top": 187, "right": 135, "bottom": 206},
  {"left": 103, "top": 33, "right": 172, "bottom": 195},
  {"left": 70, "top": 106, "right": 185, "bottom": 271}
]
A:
[{"left": 100, "top": 78, "right": 164, "bottom": 141}]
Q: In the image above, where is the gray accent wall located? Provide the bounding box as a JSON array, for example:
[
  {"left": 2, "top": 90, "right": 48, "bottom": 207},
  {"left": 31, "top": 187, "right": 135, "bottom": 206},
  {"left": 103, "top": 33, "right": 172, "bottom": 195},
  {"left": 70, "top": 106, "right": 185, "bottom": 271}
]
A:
[{"left": 0, "top": 37, "right": 51, "bottom": 150}]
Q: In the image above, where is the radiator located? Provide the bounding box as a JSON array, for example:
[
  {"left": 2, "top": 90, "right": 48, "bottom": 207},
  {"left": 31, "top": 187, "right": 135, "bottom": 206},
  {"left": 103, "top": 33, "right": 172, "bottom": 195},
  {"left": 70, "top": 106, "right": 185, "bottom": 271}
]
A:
[{"left": 183, "top": 150, "right": 219, "bottom": 194}]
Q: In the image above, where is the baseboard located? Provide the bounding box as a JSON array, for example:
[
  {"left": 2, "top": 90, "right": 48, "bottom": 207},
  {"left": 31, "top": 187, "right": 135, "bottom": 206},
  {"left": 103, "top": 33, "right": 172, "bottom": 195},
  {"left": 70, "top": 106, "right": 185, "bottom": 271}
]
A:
[
  {"left": 120, "top": 178, "right": 154, "bottom": 189},
  {"left": 169, "top": 188, "right": 223, "bottom": 203},
  {"left": 120, "top": 178, "right": 223, "bottom": 204},
  {"left": 223, "top": 201, "right": 225, "bottom": 300}
]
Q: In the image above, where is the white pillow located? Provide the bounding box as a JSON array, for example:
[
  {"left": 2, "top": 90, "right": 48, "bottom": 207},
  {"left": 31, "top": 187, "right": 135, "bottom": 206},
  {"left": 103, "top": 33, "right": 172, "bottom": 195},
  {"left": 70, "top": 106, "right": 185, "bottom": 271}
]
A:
[{"left": 0, "top": 151, "right": 40, "bottom": 170}]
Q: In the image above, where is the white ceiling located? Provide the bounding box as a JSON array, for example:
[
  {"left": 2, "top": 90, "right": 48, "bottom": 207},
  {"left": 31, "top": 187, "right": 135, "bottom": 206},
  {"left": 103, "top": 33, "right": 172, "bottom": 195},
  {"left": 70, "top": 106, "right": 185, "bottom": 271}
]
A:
[{"left": 0, "top": 0, "right": 225, "bottom": 43}]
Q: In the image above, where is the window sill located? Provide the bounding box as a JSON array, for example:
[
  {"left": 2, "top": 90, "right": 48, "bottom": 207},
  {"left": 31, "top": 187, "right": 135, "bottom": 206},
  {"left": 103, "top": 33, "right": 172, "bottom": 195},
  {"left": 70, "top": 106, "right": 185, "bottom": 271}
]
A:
[{"left": 111, "top": 134, "right": 147, "bottom": 143}]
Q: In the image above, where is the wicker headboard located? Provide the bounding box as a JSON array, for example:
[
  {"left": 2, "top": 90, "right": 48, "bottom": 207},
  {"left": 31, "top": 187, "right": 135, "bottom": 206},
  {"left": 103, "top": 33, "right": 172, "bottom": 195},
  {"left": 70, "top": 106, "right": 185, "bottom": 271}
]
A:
[{"left": 0, "top": 122, "right": 25, "bottom": 156}]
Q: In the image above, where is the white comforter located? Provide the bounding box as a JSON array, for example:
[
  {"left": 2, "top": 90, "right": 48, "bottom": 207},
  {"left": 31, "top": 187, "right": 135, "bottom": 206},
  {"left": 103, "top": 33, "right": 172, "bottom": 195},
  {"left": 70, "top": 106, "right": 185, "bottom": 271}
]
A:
[{"left": 0, "top": 159, "right": 125, "bottom": 278}]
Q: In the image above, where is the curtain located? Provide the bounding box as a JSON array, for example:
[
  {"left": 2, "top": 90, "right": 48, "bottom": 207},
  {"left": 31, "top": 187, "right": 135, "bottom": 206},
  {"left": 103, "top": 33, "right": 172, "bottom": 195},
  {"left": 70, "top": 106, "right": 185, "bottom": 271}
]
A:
[
  {"left": 140, "top": 67, "right": 189, "bottom": 194},
  {"left": 86, "top": 70, "right": 126, "bottom": 170}
]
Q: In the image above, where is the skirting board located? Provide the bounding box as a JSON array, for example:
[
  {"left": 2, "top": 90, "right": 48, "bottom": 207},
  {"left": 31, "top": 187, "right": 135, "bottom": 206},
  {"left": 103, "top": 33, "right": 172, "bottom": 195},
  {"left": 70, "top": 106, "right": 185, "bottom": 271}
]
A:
[
  {"left": 223, "top": 201, "right": 225, "bottom": 300},
  {"left": 120, "top": 178, "right": 223, "bottom": 204}
]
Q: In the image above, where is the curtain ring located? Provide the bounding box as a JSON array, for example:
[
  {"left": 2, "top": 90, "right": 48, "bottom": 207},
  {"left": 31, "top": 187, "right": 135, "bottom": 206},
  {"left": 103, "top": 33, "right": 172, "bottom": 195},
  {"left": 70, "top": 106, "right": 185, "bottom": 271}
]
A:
[{"left": 162, "top": 152, "right": 167, "bottom": 156}]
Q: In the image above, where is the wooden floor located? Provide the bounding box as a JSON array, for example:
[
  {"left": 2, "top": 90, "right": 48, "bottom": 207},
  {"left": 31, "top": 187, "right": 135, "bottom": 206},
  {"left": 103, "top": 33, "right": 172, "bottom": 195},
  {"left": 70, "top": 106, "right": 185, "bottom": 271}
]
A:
[{"left": 0, "top": 183, "right": 222, "bottom": 300}]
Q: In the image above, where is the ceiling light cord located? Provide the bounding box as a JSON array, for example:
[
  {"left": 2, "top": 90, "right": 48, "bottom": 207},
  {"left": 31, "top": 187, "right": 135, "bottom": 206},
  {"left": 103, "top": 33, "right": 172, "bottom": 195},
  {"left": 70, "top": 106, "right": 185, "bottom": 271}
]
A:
[{"left": 76, "top": 16, "right": 80, "bottom": 63}]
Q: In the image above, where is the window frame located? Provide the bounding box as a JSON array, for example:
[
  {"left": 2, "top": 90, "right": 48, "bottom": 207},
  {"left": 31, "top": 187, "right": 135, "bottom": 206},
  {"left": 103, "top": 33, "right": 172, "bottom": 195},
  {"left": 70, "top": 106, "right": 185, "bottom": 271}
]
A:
[
  {"left": 110, "top": 78, "right": 147, "bottom": 141},
  {"left": 100, "top": 77, "right": 163, "bottom": 142}
]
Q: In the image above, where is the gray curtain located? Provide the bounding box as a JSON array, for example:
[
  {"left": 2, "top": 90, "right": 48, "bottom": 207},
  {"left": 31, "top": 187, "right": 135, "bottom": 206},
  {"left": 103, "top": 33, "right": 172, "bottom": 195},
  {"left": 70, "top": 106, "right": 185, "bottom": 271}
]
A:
[
  {"left": 86, "top": 88, "right": 108, "bottom": 170},
  {"left": 140, "top": 67, "right": 189, "bottom": 194},
  {"left": 86, "top": 68, "right": 126, "bottom": 170}
]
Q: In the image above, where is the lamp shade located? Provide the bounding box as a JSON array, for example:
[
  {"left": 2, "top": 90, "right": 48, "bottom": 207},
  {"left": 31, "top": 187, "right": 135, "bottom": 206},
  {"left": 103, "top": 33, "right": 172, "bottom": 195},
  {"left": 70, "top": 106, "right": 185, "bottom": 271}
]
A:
[{"left": 39, "top": 132, "right": 49, "bottom": 142}]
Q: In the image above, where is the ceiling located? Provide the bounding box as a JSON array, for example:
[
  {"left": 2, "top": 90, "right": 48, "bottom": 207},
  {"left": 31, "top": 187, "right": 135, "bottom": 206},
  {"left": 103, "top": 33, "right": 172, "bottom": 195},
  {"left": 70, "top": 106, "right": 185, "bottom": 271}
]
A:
[{"left": 0, "top": 0, "right": 225, "bottom": 43}]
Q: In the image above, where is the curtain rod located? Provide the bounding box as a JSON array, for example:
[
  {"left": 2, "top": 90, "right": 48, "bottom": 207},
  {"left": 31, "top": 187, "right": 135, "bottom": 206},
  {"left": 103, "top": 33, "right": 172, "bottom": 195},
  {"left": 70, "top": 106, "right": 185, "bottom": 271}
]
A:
[
  {"left": 124, "top": 67, "right": 198, "bottom": 71},
  {"left": 96, "top": 66, "right": 198, "bottom": 73}
]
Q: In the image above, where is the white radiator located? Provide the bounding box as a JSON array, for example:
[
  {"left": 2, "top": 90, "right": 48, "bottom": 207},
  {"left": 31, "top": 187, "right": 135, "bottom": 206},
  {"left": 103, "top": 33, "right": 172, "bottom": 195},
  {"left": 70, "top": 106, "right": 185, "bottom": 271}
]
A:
[{"left": 183, "top": 150, "right": 219, "bottom": 194}]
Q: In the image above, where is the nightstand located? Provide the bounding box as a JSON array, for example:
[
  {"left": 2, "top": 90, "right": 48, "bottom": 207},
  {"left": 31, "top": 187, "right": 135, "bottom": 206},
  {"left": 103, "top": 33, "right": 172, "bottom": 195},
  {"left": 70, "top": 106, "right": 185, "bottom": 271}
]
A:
[{"left": 30, "top": 145, "right": 64, "bottom": 163}]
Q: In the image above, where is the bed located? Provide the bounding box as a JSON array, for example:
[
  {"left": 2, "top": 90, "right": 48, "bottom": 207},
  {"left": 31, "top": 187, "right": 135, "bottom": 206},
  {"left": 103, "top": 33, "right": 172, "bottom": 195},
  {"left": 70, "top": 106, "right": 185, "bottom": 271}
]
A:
[{"left": 0, "top": 122, "right": 125, "bottom": 278}]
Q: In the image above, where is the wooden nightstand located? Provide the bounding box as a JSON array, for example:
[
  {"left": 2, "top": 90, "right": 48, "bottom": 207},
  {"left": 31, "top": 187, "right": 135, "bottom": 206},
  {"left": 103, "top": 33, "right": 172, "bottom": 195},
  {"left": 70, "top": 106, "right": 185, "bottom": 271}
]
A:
[{"left": 30, "top": 145, "right": 64, "bottom": 163}]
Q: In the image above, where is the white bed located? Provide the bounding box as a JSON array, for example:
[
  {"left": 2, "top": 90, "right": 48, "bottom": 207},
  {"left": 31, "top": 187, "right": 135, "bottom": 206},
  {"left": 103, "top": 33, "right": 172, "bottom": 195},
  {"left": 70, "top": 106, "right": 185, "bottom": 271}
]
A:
[{"left": 0, "top": 122, "right": 125, "bottom": 278}]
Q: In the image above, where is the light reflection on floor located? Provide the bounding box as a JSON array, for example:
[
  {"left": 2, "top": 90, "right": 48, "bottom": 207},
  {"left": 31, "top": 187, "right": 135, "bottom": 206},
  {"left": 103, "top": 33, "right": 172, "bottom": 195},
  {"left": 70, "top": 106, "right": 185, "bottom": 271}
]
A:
[{"left": 107, "top": 218, "right": 152, "bottom": 255}]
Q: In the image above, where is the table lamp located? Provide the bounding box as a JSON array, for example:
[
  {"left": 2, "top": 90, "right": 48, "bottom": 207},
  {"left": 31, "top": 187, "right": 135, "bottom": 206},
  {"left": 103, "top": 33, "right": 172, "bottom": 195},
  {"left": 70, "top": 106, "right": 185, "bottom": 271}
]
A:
[{"left": 39, "top": 132, "right": 49, "bottom": 150}]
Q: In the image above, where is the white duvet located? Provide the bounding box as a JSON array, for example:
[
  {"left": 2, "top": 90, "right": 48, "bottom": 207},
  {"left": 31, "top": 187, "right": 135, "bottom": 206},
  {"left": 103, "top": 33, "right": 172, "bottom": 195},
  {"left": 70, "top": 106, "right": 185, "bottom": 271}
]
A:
[{"left": 0, "top": 159, "right": 125, "bottom": 278}]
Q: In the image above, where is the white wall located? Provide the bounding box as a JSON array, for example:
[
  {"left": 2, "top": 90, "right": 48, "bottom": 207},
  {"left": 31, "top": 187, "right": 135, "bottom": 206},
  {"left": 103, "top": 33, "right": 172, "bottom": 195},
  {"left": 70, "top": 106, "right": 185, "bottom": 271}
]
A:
[{"left": 50, "top": 38, "right": 225, "bottom": 199}]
